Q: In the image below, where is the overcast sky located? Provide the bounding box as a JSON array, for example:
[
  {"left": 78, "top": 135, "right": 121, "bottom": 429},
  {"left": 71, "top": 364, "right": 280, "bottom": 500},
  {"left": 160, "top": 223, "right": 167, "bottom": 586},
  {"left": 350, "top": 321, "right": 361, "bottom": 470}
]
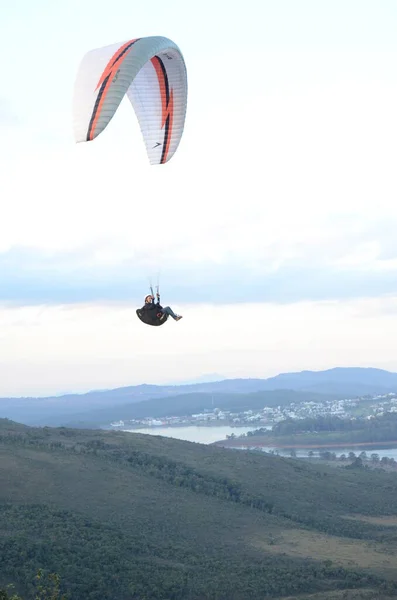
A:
[{"left": 1, "top": 0, "right": 397, "bottom": 396}]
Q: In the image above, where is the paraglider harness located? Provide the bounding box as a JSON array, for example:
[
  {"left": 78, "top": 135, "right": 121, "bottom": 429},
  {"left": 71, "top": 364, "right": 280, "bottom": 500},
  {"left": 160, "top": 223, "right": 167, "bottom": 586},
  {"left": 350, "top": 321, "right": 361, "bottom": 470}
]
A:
[{"left": 136, "top": 285, "right": 169, "bottom": 327}]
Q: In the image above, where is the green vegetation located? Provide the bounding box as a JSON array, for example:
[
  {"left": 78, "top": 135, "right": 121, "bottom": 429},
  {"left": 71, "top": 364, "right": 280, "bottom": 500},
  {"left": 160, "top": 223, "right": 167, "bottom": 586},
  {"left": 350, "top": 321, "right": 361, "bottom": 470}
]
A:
[
  {"left": 0, "top": 570, "right": 66, "bottom": 600},
  {"left": 2, "top": 418, "right": 397, "bottom": 598},
  {"left": 243, "top": 413, "right": 397, "bottom": 448}
]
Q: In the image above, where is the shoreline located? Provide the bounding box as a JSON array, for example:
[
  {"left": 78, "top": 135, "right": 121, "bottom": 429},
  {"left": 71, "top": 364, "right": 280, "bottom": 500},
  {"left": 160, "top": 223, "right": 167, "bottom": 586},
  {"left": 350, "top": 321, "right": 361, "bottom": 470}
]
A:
[
  {"left": 120, "top": 422, "right": 266, "bottom": 430},
  {"left": 214, "top": 439, "right": 397, "bottom": 450}
]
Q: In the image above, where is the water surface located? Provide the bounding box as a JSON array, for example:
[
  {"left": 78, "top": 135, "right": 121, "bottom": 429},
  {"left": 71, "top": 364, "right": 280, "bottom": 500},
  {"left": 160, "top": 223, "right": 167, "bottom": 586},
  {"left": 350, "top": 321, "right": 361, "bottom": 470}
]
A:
[{"left": 124, "top": 425, "right": 259, "bottom": 444}]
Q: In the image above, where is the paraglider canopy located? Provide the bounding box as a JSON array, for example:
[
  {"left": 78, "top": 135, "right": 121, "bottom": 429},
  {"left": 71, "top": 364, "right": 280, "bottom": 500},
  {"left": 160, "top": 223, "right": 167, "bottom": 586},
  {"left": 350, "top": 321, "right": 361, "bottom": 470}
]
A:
[{"left": 73, "top": 36, "right": 188, "bottom": 165}]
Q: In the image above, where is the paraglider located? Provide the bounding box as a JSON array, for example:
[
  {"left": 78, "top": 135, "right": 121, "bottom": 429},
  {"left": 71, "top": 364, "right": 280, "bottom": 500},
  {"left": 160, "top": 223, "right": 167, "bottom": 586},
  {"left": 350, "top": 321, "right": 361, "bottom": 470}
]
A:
[
  {"left": 73, "top": 36, "right": 188, "bottom": 164},
  {"left": 73, "top": 37, "right": 187, "bottom": 327},
  {"left": 136, "top": 287, "right": 182, "bottom": 327}
]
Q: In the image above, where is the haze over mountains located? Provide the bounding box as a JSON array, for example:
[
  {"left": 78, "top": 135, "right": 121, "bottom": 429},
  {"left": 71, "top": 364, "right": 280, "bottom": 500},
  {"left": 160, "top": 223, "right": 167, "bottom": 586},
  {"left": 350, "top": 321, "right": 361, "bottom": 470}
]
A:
[{"left": 1, "top": 367, "right": 397, "bottom": 428}]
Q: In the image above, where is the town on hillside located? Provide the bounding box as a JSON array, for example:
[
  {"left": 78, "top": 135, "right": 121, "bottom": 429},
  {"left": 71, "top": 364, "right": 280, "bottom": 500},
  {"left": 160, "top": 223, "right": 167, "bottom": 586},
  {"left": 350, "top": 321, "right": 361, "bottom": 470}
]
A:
[{"left": 110, "top": 391, "right": 397, "bottom": 430}]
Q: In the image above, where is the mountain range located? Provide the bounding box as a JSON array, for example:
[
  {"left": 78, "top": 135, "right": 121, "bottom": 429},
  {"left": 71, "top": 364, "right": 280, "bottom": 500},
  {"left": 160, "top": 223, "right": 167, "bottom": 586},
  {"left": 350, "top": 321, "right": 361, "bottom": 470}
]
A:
[{"left": 1, "top": 367, "right": 397, "bottom": 427}]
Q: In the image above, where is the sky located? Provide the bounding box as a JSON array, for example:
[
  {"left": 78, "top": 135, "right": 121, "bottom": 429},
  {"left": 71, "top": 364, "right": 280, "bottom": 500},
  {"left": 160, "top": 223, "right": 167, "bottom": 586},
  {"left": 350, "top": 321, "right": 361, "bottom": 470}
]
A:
[{"left": 1, "top": 0, "right": 397, "bottom": 396}]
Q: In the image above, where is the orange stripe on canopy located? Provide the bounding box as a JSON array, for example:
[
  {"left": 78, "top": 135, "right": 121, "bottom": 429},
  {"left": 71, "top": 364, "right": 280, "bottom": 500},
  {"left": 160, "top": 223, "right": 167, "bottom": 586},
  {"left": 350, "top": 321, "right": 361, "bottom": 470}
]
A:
[
  {"left": 151, "top": 56, "right": 175, "bottom": 163},
  {"left": 96, "top": 39, "right": 138, "bottom": 91},
  {"left": 151, "top": 56, "right": 168, "bottom": 127},
  {"left": 88, "top": 39, "right": 138, "bottom": 140},
  {"left": 162, "top": 89, "right": 174, "bottom": 164}
]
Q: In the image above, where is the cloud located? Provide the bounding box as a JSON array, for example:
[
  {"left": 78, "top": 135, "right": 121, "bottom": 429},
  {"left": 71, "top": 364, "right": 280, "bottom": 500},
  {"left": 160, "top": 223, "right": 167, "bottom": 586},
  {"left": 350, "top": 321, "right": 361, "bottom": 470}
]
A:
[
  {"left": 1, "top": 222, "right": 397, "bottom": 306},
  {"left": 1, "top": 296, "right": 397, "bottom": 396},
  {"left": 1, "top": 0, "right": 397, "bottom": 395},
  {"left": 0, "top": 98, "right": 20, "bottom": 127}
]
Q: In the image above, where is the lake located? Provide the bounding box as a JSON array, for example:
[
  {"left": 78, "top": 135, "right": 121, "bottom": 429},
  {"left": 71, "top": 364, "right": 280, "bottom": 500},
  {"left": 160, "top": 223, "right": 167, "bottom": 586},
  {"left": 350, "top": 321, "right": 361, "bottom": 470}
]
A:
[
  {"left": 124, "top": 425, "right": 397, "bottom": 459},
  {"left": 123, "top": 425, "right": 261, "bottom": 444},
  {"left": 257, "top": 445, "right": 397, "bottom": 460}
]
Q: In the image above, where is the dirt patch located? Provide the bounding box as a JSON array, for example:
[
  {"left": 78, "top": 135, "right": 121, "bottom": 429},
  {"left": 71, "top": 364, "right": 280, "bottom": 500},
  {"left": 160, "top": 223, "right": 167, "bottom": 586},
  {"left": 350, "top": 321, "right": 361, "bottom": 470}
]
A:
[
  {"left": 252, "top": 528, "right": 397, "bottom": 574},
  {"left": 278, "top": 589, "right": 394, "bottom": 600},
  {"left": 343, "top": 515, "right": 397, "bottom": 526}
]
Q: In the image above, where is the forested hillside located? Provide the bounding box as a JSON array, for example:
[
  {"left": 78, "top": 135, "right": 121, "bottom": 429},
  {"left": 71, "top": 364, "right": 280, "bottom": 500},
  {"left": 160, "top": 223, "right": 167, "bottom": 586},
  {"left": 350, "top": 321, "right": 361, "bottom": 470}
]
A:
[{"left": 2, "top": 419, "right": 397, "bottom": 599}]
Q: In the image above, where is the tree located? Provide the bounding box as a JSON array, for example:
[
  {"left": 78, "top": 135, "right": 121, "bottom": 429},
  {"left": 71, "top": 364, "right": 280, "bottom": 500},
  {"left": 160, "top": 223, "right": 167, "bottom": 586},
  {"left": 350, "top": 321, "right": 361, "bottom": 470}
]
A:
[
  {"left": 0, "top": 572, "right": 67, "bottom": 600},
  {"left": 346, "top": 456, "right": 364, "bottom": 469},
  {"left": 35, "top": 570, "right": 67, "bottom": 600},
  {"left": 319, "top": 451, "right": 332, "bottom": 460},
  {"left": 0, "top": 587, "right": 22, "bottom": 600},
  {"left": 370, "top": 453, "right": 380, "bottom": 463}
]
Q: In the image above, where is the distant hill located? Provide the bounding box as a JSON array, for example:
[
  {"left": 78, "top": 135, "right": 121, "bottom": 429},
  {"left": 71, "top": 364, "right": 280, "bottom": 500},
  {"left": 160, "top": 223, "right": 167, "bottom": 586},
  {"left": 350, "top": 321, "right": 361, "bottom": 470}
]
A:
[
  {"left": 49, "top": 389, "right": 343, "bottom": 428},
  {"left": 2, "top": 419, "right": 397, "bottom": 599},
  {"left": 262, "top": 367, "right": 397, "bottom": 396},
  {"left": 1, "top": 367, "right": 397, "bottom": 427}
]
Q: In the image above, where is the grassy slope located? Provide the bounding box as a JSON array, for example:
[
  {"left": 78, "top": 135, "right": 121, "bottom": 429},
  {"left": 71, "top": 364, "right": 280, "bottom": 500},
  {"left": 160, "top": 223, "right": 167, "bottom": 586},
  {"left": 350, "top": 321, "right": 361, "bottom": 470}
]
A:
[{"left": 1, "top": 419, "right": 397, "bottom": 599}]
